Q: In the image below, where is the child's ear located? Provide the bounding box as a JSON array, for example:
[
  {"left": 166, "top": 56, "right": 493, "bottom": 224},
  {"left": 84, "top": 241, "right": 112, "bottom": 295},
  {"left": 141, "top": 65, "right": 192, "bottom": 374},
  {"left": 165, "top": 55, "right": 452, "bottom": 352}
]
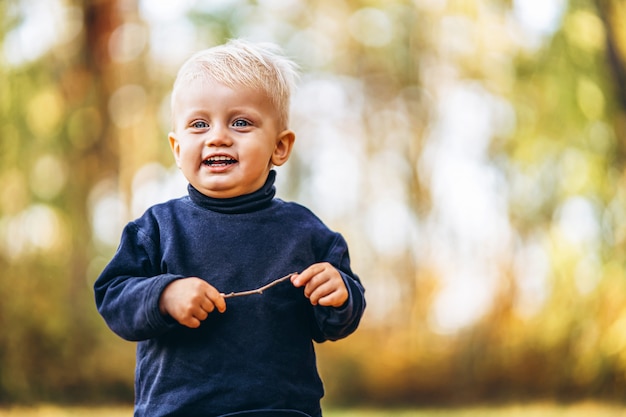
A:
[
  {"left": 271, "top": 129, "right": 295, "bottom": 166},
  {"left": 168, "top": 132, "right": 182, "bottom": 168}
]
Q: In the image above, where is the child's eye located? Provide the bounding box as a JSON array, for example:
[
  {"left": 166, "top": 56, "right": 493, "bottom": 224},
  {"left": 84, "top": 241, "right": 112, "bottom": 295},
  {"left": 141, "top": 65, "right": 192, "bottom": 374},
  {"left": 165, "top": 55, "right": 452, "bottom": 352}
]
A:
[
  {"left": 191, "top": 121, "right": 209, "bottom": 129},
  {"left": 232, "top": 119, "right": 250, "bottom": 127}
]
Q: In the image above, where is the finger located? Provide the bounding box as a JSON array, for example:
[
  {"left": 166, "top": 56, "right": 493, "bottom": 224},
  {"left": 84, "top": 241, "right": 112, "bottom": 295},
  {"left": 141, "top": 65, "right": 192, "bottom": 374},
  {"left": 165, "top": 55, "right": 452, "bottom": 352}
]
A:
[
  {"left": 201, "top": 300, "right": 215, "bottom": 314},
  {"left": 182, "top": 316, "right": 202, "bottom": 329},
  {"left": 303, "top": 272, "right": 333, "bottom": 298},
  {"left": 307, "top": 280, "right": 335, "bottom": 305},
  {"left": 317, "top": 287, "right": 348, "bottom": 307},
  {"left": 291, "top": 271, "right": 312, "bottom": 288},
  {"left": 205, "top": 288, "right": 226, "bottom": 313},
  {"left": 196, "top": 305, "right": 210, "bottom": 320},
  {"left": 214, "top": 296, "right": 226, "bottom": 313},
  {"left": 292, "top": 263, "right": 327, "bottom": 287}
]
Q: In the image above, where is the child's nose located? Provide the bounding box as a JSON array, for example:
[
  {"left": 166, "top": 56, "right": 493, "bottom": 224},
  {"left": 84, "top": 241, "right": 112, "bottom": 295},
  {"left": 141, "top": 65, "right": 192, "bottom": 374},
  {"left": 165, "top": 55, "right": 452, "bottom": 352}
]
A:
[{"left": 205, "top": 124, "right": 232, "bottom": 147}]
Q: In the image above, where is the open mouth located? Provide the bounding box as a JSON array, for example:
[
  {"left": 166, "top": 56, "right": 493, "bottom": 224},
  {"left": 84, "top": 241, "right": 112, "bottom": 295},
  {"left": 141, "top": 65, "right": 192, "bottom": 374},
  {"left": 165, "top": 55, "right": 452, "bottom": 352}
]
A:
[{"left": 203, "top": 155, "right": 237, "bottom": 167}]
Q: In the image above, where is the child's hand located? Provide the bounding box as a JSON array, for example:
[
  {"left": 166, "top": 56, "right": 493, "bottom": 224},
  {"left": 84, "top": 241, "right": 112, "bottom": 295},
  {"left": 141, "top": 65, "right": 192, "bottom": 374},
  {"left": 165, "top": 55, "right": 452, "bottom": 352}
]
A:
[
  {"left": 159, "top": 278, "right": 226, "bottom": 328},
  {"left": 291, "top": 263, "right": 348, "bottom": 307}
]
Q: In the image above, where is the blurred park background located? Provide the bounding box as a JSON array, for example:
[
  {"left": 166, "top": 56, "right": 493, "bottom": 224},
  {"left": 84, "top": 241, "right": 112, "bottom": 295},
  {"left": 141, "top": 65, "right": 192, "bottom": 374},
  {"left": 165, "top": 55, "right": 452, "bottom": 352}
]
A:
[{"left": 2, "top": 0, "right": 626, "bottom": 411}]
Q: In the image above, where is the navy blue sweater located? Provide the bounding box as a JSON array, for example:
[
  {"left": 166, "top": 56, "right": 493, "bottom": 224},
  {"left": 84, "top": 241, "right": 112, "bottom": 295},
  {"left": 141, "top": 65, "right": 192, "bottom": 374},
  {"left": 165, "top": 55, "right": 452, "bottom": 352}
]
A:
[{"left": 94, "top": 171, "right": 366, "bottom": 417}]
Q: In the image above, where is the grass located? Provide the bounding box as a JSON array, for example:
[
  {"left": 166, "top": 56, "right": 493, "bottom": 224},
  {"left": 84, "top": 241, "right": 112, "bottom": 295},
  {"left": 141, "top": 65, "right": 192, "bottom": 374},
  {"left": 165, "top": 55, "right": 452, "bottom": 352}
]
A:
[
  {"left": 329, "top": 402, "right": 626, "bottom": 416},
  {"left": 0, "top": 406, "right": 131, "bottom": 417},
  {"left": 1, "top": 402, "right": 625, "bottom": 416}
]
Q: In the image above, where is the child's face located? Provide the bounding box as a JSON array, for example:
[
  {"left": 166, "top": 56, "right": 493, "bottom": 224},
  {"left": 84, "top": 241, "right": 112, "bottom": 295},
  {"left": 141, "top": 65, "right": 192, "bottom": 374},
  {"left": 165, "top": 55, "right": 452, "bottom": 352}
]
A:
[{"left": 169, "top": 78, "right": 294, "bottom": 199}]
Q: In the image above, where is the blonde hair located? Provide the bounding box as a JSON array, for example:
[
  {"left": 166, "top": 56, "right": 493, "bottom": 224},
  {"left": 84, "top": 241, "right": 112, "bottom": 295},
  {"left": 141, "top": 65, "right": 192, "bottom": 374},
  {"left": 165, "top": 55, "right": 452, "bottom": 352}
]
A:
[{"left": 171, "top": 39, "right": 299, "bottom": 130}]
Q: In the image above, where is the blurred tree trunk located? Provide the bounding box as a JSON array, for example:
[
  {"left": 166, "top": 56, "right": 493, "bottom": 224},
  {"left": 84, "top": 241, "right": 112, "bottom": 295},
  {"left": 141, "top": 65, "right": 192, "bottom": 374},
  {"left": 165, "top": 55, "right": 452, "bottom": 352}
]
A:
[
  {"left": 595, "top": 0, "right": 626, "bottom": 176},
  {"left": 62, "top": 0, "right": 148, "bottom": 397},
  {"left": 69, "top": 0, "right": 122, "bottom": 291},
  {"left": 595, "top": 0, "right": 626, "bottom": 109},
  {"left": 38, "top": 0, "right": 129, "bottom": 400}
]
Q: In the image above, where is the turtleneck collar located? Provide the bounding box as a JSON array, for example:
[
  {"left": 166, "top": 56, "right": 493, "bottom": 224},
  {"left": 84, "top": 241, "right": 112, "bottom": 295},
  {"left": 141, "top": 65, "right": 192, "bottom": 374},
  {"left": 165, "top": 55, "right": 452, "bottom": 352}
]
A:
[{"left": 187, "top": 170, "right": 277, "bottom": 214}]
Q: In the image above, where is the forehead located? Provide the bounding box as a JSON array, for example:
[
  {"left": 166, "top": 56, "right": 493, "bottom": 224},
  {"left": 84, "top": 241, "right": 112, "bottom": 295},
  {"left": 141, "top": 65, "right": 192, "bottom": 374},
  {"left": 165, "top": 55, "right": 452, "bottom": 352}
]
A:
[{"left": 170, "top": 76, "right": 282, "bottom": 129}]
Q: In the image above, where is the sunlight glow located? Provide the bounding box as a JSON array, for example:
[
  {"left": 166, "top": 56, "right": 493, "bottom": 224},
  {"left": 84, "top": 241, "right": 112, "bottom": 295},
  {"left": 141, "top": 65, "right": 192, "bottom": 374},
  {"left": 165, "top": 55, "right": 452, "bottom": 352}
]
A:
[
  {"left": 30, "top": 154, "right": 68, "bottom": 201},
  {"left": 138, "top": 0, "right": 195, "bottom": 20},
  {"left": 512, "top": 0, "right": 566, "bottom": 48},
  {"left": 348, "top": 8, "right": 394, "bottom": 48},
  {"left": 291, "top": 77, "right": 366, "bottom": 221},
  {"left": 0, "top": 204, "right": 64, "bottom": 260},
  {"left": 513, "top": 236, "right": 550, "bottom": 317},
  {"left": 108, "top": 85, "right": 148, "bottom": 129},
  {"left": 555, "top": 196, "right": 601, "bottom": 249},
  {"left": 109, "top": 23, "right": 148, "bottom": 63},
  {"left": 365, "top": 200, "right": 418, "bottom": 256},
  {"left": 421, "top": 83, "right": 513, "bottom": 333},
  {"left": 89, "top": 180, "right": 129, "bottom": 248},
  {"left": 131, "top": 164, "right": 187, "bottom": 218},
  {"left": 139, "top": 0, "right": 197, "bottom": 71},
  {"left": 3, "top": 0, "right": 82, "bottom": 66},
  {"left": 26, "top": 88, "right": 65, "bottom": 139}
]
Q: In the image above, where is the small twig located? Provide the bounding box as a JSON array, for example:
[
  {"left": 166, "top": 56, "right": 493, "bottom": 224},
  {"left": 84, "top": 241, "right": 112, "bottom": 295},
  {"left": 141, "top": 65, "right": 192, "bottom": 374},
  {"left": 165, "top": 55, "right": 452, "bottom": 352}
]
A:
[{"left": 222, "top": 272, "right": 297, "bottom": 299}]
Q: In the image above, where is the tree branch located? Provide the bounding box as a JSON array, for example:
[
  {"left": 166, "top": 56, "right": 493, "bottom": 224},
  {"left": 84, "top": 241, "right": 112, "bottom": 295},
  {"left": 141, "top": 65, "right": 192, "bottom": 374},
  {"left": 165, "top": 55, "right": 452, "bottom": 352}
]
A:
[{"left": 222, "top": 273, "right": 297, "bottom": 299}]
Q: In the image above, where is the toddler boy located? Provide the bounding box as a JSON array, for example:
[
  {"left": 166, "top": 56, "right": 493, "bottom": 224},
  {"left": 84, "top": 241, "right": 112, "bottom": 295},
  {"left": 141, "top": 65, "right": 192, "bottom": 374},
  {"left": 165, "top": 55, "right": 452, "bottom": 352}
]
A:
[{"left": 94, "top": 39, "right": 365, "bottom": 417}]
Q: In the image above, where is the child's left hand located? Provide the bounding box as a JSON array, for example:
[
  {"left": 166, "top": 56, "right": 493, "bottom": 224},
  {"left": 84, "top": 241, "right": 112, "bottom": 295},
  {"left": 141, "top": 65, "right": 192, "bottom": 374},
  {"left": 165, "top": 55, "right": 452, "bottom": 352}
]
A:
[{"left": 291, "top": 262, "right": 348, "bottom": 307}]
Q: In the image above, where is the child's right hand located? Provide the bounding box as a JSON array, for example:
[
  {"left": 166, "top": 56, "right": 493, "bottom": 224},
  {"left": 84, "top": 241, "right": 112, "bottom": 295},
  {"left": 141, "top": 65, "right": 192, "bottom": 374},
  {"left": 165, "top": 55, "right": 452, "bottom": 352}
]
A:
[{"left": 159, "top": 278, "right": 226, "bottom": 328}]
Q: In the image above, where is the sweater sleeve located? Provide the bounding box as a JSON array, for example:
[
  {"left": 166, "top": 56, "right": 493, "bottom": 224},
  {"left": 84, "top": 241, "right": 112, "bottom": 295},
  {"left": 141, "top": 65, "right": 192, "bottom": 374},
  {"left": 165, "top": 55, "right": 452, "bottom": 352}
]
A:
[
  {"left": 311, "top": 234, "right": 366, "bottom": 342},
  {"left": 94, "top": 221, "right": 181, "bottom": 341}
]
